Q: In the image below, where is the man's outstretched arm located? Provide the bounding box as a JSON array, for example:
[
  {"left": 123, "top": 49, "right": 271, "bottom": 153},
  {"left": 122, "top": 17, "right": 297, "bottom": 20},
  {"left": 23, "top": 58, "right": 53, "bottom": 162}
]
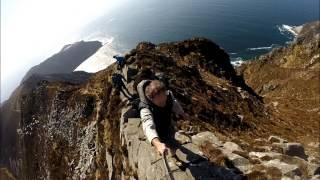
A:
[{"left": 140, "top": 108, "right": 168, "bottom": 155}]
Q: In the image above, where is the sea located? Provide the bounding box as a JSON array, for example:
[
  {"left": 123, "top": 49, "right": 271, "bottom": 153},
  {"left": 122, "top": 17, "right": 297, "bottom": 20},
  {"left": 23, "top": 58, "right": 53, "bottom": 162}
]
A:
[{"left": 78, "top": 0, "right": 319, "bottom": 66}]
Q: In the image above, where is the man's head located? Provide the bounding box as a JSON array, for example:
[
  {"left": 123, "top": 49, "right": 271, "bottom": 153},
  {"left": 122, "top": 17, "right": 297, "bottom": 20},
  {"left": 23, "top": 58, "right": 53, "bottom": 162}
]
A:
[{"left": 145, "top": 80, "right": 167, "bottom": 107}]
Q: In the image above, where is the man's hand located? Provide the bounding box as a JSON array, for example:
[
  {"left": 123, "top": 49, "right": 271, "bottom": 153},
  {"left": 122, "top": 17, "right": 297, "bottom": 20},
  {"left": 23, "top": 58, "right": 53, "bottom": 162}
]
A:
[{"left": 151, "top": 138, "right": 168, "bottom": 155}]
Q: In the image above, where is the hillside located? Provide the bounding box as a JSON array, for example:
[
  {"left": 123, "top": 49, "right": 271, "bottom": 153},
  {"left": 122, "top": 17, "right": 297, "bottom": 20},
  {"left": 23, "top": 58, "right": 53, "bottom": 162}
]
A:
[{"left": 237, "top": 21, "right": 320, "bottom": 159}]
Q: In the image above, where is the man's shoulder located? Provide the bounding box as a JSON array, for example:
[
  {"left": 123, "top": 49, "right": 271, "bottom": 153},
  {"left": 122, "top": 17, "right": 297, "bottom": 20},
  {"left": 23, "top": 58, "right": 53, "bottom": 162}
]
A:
[
  {"left": 140, "top": 107, "right": 153, "bottom": 116},
  {"left": 139, "top": 101, "right": 151, "bottom": 111}
]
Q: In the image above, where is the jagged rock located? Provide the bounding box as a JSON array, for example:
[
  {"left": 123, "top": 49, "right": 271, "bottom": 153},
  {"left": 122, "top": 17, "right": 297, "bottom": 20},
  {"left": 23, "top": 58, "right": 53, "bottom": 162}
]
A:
[
  {"left": 271, "top": 142, "right": 285, "bottom": 153},
  {"left": 282, "top": 175, "right": 302, "bottom": 180},
  {"left": 257, "top": 146, "right": 272, "bottom": 152},
  {"left": 249, "top": 152, "right": 283, "bottom": 161},
  {"left": 175, "top": 132, "right": 192, "bottom": 144},
  {"left": 268, "top": 136, "right": 288, "bottom": 144},
  {"left": 262, "top": 159, "right": 302, "bottom": 177},
  {"left": 186, "top": 161, "right": 244, "bottom": 180},
  {"left": 122, "top": 118, "right": 242, "bottom": 179},
  {"left": 283, "top": 143, "right": 308, "bottom": 160},
  {"left": 191, "top": 131, "right": 223, "bottom": 147},
  {"left": 308, "top": 164, "right": 320, "bottom": 176},
  {"left": 224, "top": 152, "right": 251, "bottom": 173},
  {"left": 136, "top": 42, "right": 156, "bottom": 51},
  {"left": 175, "top": 143, "right": 205, "bottom": 164},
  {"left": 223, "top": 141, "right": 244, "bottom": 153}
]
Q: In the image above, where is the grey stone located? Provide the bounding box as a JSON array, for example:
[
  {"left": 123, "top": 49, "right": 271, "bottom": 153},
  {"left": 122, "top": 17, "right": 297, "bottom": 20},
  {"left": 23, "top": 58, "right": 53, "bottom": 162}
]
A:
[
  {"left": 191, "top": 131, "right": 223, "bottom": 147},
  {"left": 283, "top": 143, "right": 308, "bottom": 160},
  {"left": 175, "top": 132, "right": 192, "bottom": 144},
  {"left": 308, "top": 163, "right": 320, "bottom": 176},
  {"left": 175, "top": 143, "right": 204, "bottom": 163},
  {"left": 262, "top": 159, "right": 302, "bottom": 177},
  {"left": 268, "top": 136, "right": 288, "bottom": 143},
  {"left": 282, "top": 176, "right": 302, "bottom": 180},
  {"left": 254, "top": 138, "right": 267, "bottom": 143},
  {"left": 249, "top": 152, "right": 283, "bottom": 160},
  {"left": 223, "top": 141, "right": 244, "bottom": 153},
  {"left": 272, "top": 142, "right": 286, "bottom": 148},
  {"left": 224, "top": 152, "right": 251, "bottom": 173}
]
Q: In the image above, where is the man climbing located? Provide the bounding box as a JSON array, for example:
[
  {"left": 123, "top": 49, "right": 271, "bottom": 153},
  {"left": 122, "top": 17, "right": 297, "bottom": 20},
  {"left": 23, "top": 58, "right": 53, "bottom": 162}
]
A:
[
  {"left": 137, "top": 79, "right": 189, "bottom": 155},
  {"left": 111, "top": 73, "right": 132, "bottom": 99},
  {"left": 113, "top": 55, "right": 126, "bottom": 70}
]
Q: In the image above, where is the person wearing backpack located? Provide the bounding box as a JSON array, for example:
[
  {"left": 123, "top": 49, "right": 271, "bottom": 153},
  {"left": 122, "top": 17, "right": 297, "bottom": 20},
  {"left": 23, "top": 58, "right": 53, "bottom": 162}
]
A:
[
  {"left": 137, "top": 79, "right": 189, "bottom": 155},
  {"left": 111, "top": 73, "right": 132, "bottom": 99}
]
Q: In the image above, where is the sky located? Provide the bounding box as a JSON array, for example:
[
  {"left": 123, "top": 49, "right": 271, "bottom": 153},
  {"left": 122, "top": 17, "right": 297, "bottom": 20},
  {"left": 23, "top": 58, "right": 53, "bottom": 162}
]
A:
[{"left": 1, "top": 0, "right": 125, "bottom": 102}]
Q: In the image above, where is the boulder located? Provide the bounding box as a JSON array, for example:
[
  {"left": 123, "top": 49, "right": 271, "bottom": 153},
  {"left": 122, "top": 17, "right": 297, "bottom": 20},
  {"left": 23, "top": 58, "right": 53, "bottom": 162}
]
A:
[
  {"left": 271, "top": 142, "right": 285, "bottom": 153},
  {"left": 224, "top": 152, "right": 251, "bottom": 173},
  {"left": 223, "top": 141, "right": 244, "bottom": 153},
  {"left": 262, "top": 159, "right": 302, "bottom": 177},
  {"left": 283, "top": 143, "right": 308, "bottom": 160},
  {"left": 308, "top": 164, "right": 320, "bottom": 176},
  {"left": 175, "top": 143, "right": 204, "bottom": 164},
  {"left": 268, "top": 136, "right": 288, "bottom": 144},
  {"left": 249, "top": 152, "right": 283, "bottom": 161},
  {"left": 175, "top": 132, "right": 192, "bottom": 145},
  {"left": 191, "top": 131, "right": 223, "bottom": 147}
]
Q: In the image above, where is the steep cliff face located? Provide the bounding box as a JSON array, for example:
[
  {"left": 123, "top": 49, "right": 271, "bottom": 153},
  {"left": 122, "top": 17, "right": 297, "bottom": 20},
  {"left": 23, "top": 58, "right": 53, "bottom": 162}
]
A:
[
  {"left": 1, "top": 34, "right": 319, "bottom": 179},
  {"left": 1, "top": 40, "right": 101, "bottom": 177},
  {"left": 0, "top": 71, "right": 93, "bottom": 178}
]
